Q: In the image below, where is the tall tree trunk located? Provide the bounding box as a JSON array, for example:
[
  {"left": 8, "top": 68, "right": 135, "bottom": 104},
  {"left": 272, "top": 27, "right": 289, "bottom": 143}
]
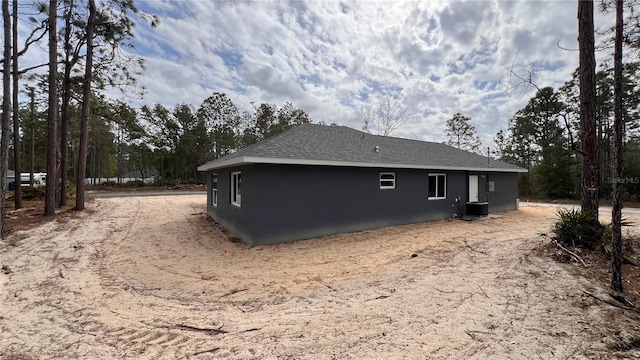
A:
[
  {"left": 611, "top": 0, "right": 624, "bottom": 294},
  {"left": 12, "top": 0, "right": 20, "bottom": 209},
  {"left": 28, "top": 87, "right": 35, "bottom": 187},
  {"left": 578, "top": 0, "right": 599, "bottom": 220},
  {"left": 59, "top": 0, "right": 74, "bottom": 207},
  {"left": 44, "top": 0, "right": 58, "bottom": 216},
  {"left": 75, "top": 0, "right": 95, "bottom": 211},
  {"left": 1, "top": 0, "right": 12, "bottom": 236}
]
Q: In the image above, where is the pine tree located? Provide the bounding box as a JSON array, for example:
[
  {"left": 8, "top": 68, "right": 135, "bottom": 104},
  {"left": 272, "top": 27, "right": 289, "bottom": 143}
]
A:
[
  {"left": 445, "top": 113, "right": 482, "bottom": 153},
  {"left": 578, "top": 0, "right": 599, "bottom": 219}
]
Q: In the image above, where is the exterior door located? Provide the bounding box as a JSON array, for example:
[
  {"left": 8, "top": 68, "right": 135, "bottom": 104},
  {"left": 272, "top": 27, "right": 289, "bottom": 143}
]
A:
[{"left": 469, "top": 175, "right": 479, "bottom": 202}]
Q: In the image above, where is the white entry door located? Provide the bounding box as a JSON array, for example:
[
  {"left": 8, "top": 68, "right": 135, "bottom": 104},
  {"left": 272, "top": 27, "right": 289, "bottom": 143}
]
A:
[{"left": 469, "top": 175, "right": 479, "bottom": 202}]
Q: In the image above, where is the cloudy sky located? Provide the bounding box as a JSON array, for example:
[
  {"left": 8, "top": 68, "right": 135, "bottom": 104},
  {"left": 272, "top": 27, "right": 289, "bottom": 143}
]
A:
[{"left": 125, "top": 0, "right": 613, "bottom": 146}]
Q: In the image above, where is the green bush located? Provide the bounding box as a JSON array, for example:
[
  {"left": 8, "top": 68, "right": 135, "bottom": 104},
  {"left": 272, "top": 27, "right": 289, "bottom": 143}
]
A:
[
  {"left": 121, "top": 180, "right": 145, "bottom": 188},
  {"left": 601, "top": 220, "right": 635, "bottom": 261},
  {"left": 97, "top": 180, "right": 146, "bottom": 188},
  {"left": 552, "top": 208, "right": 603, "bottom": 248},
  {"left": 21, "top": 186, "right": 45, "bottom": 199},
  {"left": 553, "top": 209, "right": 637, "bottom": 263}
]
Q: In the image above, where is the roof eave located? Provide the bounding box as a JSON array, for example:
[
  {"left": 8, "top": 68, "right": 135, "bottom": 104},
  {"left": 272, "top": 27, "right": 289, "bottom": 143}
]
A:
[{"left": 197, "top": 156, "right": 528, "bottom": 173}]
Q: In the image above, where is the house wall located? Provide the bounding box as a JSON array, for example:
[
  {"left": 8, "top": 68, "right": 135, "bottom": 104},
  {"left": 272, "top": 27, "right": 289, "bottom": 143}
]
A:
[
  {"left": 205, "top": 165, "right": 520, "bottom": 246},
  {"left": 487, "top": 172, "right": 519, "bottom": 212},
  {"left": 206, "top": 165, "right": 257, "bottom": 243},
  {"left": 250, "top": 165, "right": 471, "bottom": 245},
  {"left": 466, "top": 171, "right": 519, "bottom": 212}
]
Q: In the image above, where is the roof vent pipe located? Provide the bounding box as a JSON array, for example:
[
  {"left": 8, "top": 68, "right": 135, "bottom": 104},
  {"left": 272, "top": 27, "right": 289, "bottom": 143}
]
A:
[{"left": 374, "top": 146, "right": 379, "bottom": 152}]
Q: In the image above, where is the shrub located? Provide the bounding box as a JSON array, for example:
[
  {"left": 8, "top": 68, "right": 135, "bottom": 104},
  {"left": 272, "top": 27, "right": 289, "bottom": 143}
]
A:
[
  {"left": 121, "top": 180, "right": 145, "bottom": 188},
  {"left": 553, "top": 209, "right": 638, "bottom": 263},
  {"left": 552, "top": 208, "right": 603, "bottom": 248},
  {"left": 21, "top": 186, "right": 45, "bottom": 200},
  {"left": 601, "top": 220, "right": 636, "bottom": 264}
]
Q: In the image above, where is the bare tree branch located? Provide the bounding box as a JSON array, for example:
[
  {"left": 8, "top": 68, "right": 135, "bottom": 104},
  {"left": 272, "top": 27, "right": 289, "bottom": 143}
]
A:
[
  {"left": 0, "top": 19, "right": 47, "bottom": 66},
  {"left": 502, "top": 50, "right": 542, "bottom": 97},
  {"left": 358, "top": 96, "right": 411, "bottom": 136}
]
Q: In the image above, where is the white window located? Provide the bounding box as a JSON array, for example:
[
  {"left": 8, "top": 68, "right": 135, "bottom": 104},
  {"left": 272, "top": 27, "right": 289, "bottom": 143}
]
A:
[
  {"left": 211, "top": 174, "right": 218, "bottom": 206},
  {"left": 231, "top": 171, "right": 241, "bottom": 207},
  {"left": 428, "top": 174, "right": 446, "bottom": 199},
  {"left": 380, "top": 172, "right": 396, "bottom": 189}
]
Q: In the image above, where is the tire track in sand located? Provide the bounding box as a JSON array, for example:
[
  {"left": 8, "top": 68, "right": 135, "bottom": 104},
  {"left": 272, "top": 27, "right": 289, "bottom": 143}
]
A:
[{"left": 90, "top": 196, "right": 225, "bottom": 358}]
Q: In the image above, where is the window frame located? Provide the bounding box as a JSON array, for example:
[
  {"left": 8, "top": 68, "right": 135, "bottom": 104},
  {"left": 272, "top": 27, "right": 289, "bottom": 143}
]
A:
[
  {"left": 211, "top": 173, "right": 218, "bottom": 207},
  {"left": 428, "top": 173, "right": 447, "bottom": 200},
  {"left": 379, "top": 172, "right": 396, "bottom": 190},
  {"left": 231, "top": 171, "right": 241, "bottom": 207}
]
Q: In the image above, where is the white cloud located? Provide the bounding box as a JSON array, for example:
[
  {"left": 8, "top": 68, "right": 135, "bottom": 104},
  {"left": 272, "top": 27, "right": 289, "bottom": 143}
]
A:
[{"left": 118, "top": 0, "right": 618, "bottom": 146}]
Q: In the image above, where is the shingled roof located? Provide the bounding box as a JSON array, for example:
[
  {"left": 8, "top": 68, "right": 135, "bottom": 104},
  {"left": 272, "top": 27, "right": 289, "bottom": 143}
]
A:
[{"left": 197, "top": 123, "right": 526, "bottom": 172}]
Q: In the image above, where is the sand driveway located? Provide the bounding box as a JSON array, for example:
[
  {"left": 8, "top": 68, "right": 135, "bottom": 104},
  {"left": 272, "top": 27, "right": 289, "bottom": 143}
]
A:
[{"left": 1, "top": 194, "right": 639, "bottom": 359}]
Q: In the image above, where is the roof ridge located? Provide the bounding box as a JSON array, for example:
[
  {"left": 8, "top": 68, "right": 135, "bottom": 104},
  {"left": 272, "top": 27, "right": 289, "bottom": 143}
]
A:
[{"left": 198, "top": 123, "right": 526, "bottom": 172}]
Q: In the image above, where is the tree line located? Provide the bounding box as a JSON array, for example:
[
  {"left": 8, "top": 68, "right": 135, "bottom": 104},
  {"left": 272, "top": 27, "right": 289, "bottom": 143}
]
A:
[
  {"left": 2, "top": 0, "right": 158, "bottom": 224},
  {"left": 441, "top": 64, "right": 640, "bottom": 204},
  {"left": 1, "top": 1, "right": 312, "bottom": 235},
  {"left": 439, "top": 0, "right": 637, "bottom": 296},
  {"left": 12, "top": 90, "right": 311, "bottom": 185},
  {"left": 492, "top": 63, "right": 640, "bottom": 203}
]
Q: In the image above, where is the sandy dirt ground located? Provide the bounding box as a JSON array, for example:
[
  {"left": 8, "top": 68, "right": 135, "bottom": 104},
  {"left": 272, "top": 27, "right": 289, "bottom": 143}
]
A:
[{"left": 1, "top": 194, "right": 639, "bottom": 359}]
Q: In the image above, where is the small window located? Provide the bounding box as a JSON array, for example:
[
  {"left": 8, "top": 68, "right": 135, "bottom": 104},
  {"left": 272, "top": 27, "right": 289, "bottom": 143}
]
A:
[
  {"left": 211, "top": 174, "right": 218, "bottom": 206},
  {"left": 428, "top": 174, "right": 446, "bottom": 199},
  {"left": 231, "top": 171, "right": 241, "bottom": 207},
  {"left": 380, "top": 172, "right": 396, "bottom": 189}
]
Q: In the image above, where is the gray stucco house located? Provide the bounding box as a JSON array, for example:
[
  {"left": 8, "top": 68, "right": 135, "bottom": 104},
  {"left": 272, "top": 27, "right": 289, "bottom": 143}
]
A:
[{"left": 198, "top": 123, "right": 526, "bottom": 246}]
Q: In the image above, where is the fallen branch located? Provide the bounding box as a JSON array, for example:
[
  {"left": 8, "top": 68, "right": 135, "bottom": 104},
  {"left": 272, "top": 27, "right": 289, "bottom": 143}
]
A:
[
  {"left": 176, "top": 324, "right": 227, "bottom": 335},
  {"left": 582, "top": 291, "right": 637, "bottom": 312},
  {"left": 192, "top": 347, "right": 220, "bottom": 356},
  {"left": 433, "top": 288, "right": 456, "bottom": 294},
  {"left": 220, "top": 288, "right": 248, "bottom": 298},
  {"left": 366, "top": 294, "right": 391, "bottom": 301},
  {"left": 477, "top": 284, "right": 490, "bottom": 299},
  {"left": 325, "top": 284, "right": 337, "bottom": 291},
  {"left": 465, "top": 329, "right": 494, "bottom": 340},
  {"left": 611, "top": 293, "right": 635, "bottom": 307},
  {"left": 553, "top": 240, "right": 587, "bottom": 267},
  {"left": 463, "top": 239, "right": 488, "bottom": 255}
]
